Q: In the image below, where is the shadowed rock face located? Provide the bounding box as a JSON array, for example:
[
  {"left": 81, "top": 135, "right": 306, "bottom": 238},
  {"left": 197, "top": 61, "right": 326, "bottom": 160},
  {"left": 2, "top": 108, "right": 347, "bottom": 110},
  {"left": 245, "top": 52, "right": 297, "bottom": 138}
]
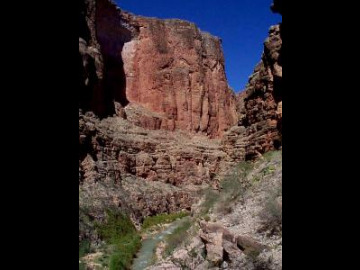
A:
[
  {"left": 243, "top": 23, "right": 282, "bottom": 159},
  {"left": 223, "top": 3, "right": 282, "bottom": 160},
  {"left": 79, "top": 0, "right": 132, "bottom": 118}
]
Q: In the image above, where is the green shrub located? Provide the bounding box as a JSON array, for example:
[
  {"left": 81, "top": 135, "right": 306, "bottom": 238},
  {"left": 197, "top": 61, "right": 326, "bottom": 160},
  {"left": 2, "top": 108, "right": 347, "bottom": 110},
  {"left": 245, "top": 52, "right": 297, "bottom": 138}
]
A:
[
  {"left": 246, "top": 248, "right": 261, "bottom": 260},
  {"left": 200, "top": 189, "right": 219, "bottom": 215},
  {"left": 214, "top": 162, "right": 253, "bottom": 215},
  {"left": 164, "top": 219, "right": 192, "bottom": 257},
  {"left": 261, "top": 165, "right": 275, "bottom": 176},
  {"left": 259, "top": 185, "right": 282, "bottom": 235},
  {"left": 189, "top": 248, "right": 198, "bottom": 258},
  {"left": 262, "top": 150, "right": 281, "bottom": 161},
  {"left": 109, "top": 251, "right": 126, "bottom": 270},
  {"left": 220, "top": 173, "right": 244, "bottom": 202},
  {"left": 142, "top": 211, "right": 189, "bottom": 230},
  {"left": 237, "top": 161, "right": 254, "bottom": 177},
  {"left": 262, "top": 151, "right": 275, "bottom": 161},
  {"left": 198, "top": 161, "right": 254, "bottom": 217},
  {"left": 95, "top": 209, "right": 141, "bottom": 270},
  {"left": 220, "top": 173, "right": 240, "bottom": 194},
  {"left": 79, "top": 262, "right": 86, "bottom": 270},
  {"left": 96, "top": 210, "right": 136, "bottom": 243},
  {"left": 79, "top": 239, "right": 91, "bottom": 258}
]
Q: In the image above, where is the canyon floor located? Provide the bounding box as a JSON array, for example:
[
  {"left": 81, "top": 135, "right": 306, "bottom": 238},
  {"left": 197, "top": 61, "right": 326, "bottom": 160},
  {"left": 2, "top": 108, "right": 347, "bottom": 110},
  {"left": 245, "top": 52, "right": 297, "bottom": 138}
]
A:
[{"left": 80, "top": 145, "right": 282, "bottom": 270}]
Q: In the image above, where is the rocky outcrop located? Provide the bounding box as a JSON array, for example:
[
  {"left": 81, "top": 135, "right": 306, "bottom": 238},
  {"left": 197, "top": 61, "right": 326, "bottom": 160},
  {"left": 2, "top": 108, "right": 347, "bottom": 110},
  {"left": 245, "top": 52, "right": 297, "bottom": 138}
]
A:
[
  {"left": 121, "top": 13, "right": 238, "bottom": 138},
  {"left": 79, "top": 111, "right": 234, "bottom": 186},
  {"left": 223, "top": 5, "right": 282, "bottom": 160},
  {"left": 79, "top": 0, "right": 283, "bottom": 211},
  {"left": 149, "top": 152, "right": 282, "bottom": 270},
  {"left": 78, "top": 108, "right": 241, "bottom": 246},
  {"left": 79, "top": 0, "right": 282, "bottom": 163},
  {"left": 78, "top": 1, "right": 241, "bottom": 252},
  {"left": 79, "top": 0, "right": 133, "bottom": 117},
  {"left": 79, "top": 110, "right": 238, "bottom": 225},
  {"left": 78, "top": 2, "right": 243, "bottom": 237},
  {"left": 199, "top": 221, "right": 267, "bottom": 266},
  {"left": 242, "top": 23, "right": 282, "bottom": 159},
  {"left": 79, "top": 0, "right": 238, "bottom": 137}
]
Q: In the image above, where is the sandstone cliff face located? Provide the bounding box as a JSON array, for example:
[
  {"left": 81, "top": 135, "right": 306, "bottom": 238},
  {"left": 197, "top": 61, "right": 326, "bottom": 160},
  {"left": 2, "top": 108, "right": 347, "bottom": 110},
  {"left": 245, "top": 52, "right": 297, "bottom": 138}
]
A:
[
  {"left": 223, "top": 11, "right": 282, "bottom": 160},
  {"left": 79, "top": 0, "right": 237, "bottom": 137},
  {"left": 79, "top": 0, "right": 240, "bottom": 232},
  {"left": 121, "top": 13, "right": 238, "bottom": 138}
]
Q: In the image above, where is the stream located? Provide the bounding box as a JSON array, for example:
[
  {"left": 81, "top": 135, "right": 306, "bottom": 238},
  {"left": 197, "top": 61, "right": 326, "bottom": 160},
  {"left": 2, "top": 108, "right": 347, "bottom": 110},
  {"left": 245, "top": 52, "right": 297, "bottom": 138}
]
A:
[{"left": 132, "top": 217, "right": 188, "bottom": 270}]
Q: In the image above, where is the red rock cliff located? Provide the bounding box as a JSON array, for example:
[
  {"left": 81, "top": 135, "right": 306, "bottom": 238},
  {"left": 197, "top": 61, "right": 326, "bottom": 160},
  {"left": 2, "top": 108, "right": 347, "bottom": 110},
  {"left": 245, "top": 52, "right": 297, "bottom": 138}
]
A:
[
  {"left": 121, "top": 13, "right": 237, "bottom": 138},
  {"left": 79, "top": 0, "right": 237, "bottom": 138},
  {"left": 79, "top": 0, "right": 239, "bottom": 229}
]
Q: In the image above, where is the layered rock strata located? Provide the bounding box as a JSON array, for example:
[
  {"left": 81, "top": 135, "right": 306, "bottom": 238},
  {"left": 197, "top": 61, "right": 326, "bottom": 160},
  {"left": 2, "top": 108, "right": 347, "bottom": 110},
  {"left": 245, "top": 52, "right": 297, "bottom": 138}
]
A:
[
  {"left": 79, "top": 0, "right": 238, "bottom": 137},
  {"left": 78, "top": 0, "right": 283, "bottom": 254},
  {"left": 78, "top": 0, "right": 240, "bottom": 246},
  {"left": 222, "top": 5, "right": 282, "bottom": 160},
  {"left": 79, "top": 110, "right": 237, "bottom": 241},
  {"left": 121, "top": 13, "right": 238, "bottom": 137}
]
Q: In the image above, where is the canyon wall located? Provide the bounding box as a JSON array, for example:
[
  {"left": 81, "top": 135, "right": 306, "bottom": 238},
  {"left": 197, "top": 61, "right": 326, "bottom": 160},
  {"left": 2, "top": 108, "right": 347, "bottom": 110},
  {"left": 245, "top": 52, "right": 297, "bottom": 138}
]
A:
[
  {"left": 79, "top": 0, "right": 135, "bottom": 117},
  {"left": 79, "top": 1, "right": 282, "bottom": 268},
  {"left": 222, "top": 4, "right": 282, "bottom": 160},
  {"left": 79, "top": 0, "right": 237, "bottom": 138},
  {"left": 121, "top": 13, "right": 237, "bottom": 137},
  {"left": 79, "top": 111, "right": 234, "bottom": 218},
  {"left": 243, "top": 22, "right": 282, "bottom": 159},
  {"left": 79, "top": 0, "right": 238, "bottom": 223},
  {"left": 79, "top": 0, "right": 282, "bottom": 239}
]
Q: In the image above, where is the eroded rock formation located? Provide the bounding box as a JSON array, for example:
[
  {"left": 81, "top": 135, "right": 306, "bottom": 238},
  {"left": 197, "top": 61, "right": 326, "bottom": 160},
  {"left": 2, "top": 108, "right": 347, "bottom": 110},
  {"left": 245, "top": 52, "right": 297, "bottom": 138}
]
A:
[
  {"left": 121, "top": 13, "right": 238, "bottom": 137},
  {"left": 79, "top": 111, "right": 234, "bottom": 187},
  {"left": 148, "top": 151, "right": 282, "bottom": 270},
  {"left": 79, "top": 0, "right": 240, "bottom": 231},
  {"left": 79, "top": 0, "right": 237, "bottom": 137},
  {"left": 78, "top": 1, "right": 283, "bottom": 263},
  {"left": 243, "top": 22, "right": 282, "bottom": 159},
  {"left": 79, "top": 0, "right": 132, "bottom": 117},
  {"left": 199, "top": 221, "right": 267, "bottom": 266},
  {"left": 78, "top": 108, "right": 238, "bottom": 244},
  {"left": 222, "top": 5, "right": 282, "bottom": 160}
]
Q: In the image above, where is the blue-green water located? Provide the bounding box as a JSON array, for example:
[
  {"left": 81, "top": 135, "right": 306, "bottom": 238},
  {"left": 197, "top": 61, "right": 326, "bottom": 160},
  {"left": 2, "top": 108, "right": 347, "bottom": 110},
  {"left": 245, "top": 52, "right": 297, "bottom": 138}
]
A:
[{"left": 132, "top": 218, "right": 186, "bottom": 270}]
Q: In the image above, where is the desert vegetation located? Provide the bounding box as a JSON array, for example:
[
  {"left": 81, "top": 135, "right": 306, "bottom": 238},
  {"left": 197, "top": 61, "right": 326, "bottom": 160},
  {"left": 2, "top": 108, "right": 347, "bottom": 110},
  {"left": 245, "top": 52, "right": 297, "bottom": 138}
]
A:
[
  {"left": 93, "top": 209, "right": 141, "bottom": 270},
  {"left": 163, "top": 218, "right": 192, "bottom": 257},
  {"left": 142, "top": 211, "right": 189, "bottom": 231}
]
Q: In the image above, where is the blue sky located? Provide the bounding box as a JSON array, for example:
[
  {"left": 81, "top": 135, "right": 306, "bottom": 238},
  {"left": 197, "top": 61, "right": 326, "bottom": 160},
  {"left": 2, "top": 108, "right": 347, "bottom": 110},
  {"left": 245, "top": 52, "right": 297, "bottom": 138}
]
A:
[{"left": 116, "top": 0, "right": 281, "bottom": 93}]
